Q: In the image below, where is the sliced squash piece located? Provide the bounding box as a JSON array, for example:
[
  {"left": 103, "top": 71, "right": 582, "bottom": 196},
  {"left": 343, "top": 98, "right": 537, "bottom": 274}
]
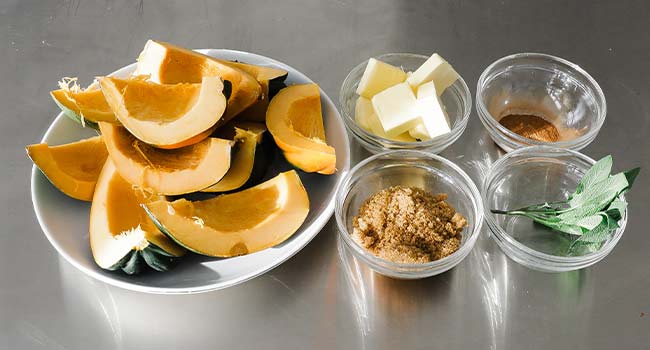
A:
[
  {"left": 202, "top": 122, "right": 267, "bottom": 192},
  {"left": 51, "top": 79, "right": 118, "bottom": 128},
  {"left": 157, "top": 124, "right": 218, "bottom": 150},
  {"left": 99, "top": 122, "right": 232, "bottom": 195},
  {"left": 133, "top": 40, "right": 260, "bottom": 124},
  {"left": 90, "top": 159, "right": 185, "bottom": 274},
  {"left": 27, "top": 136, "right": 107, "bottom": 201},
  {"left": 99, "top": 76, "right": 228, "bottom": 148},
  {"left": 219, "top": 60, "right": 288, "bottom": 82},
  {"left": 237, "top": 80, "right": 271, "bottom": 122},
  {"left": 266, "top": 84, "right": 336, "bottom": 175},
  {"left": 235, "top": 62, "right": 288, "bottom": 122},
  {"left": 144, "top": 170, "right": 310, "bottom": 257}
]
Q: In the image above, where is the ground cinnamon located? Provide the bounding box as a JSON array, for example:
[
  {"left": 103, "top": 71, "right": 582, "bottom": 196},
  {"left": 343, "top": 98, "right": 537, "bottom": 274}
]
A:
[
  {"left": 352, "top": 186, "right": 467, "bottom": 264},
  {"left": 499, "top": 113, "right": 560, "bottom": 142}
]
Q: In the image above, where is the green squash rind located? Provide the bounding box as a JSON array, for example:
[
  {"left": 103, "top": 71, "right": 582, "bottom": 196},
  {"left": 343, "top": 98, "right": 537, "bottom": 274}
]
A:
[
  {"left": 267, "top": 74, "right": 288, "bottom": 99},
  {"left": 142, "top": 205, "right": 206, "bottom": 256},
  {"left": 121, "top": 250, "right": 145, "bottom": 275},
  {"left": 106, "top": 242, "right": 182, "bottom": 274}
]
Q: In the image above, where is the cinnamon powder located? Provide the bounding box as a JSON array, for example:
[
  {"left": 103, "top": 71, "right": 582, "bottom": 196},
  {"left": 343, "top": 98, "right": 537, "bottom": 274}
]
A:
[
  {"left": 499, "top": 113, "right": 560, "bottom": 142},
  {"left": 352, "top": 186, "right": 467, "bottom": 264}
]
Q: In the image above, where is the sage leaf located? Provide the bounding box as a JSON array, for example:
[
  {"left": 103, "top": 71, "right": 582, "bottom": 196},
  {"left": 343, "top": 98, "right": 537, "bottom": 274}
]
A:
[
  {"left": 600, "top": 212, "right": 621, "bottom": 230},
  {"left": 568, "top": 172, "right": 629, "bottom": 208},
  {"left": 573, "top": 222, "right": 612, "bottom": 244},
  {"left": 571, "top": 155, "right": 612, "bottom": 199},
  {"left": 605, "top": 200, "right": 627, "bottom": 221},
  {"left": 560, "top": 191, "right": 620, "bottom": 223},
  {"left": 624, "top": 167, "right": 641, "bottom": 189},
  {"left": 573, "top": 215, "right": 605, "bottom": 231},
  {"left": 491, "top": 155, "right": 638, "bottom": 254}
]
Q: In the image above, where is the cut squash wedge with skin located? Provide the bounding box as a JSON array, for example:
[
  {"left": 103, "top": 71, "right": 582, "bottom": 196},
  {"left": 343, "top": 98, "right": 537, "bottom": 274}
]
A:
[
  {"left": 27, "top": 136, "right": 108, "bottom": 201},
  {"left": 133, "top": 40, "right": 260, "bottom": 124},
  {"left": 51, "top": 86, "right": 117, "bottom": 128},
  {"left": 90, "top": 159, "right": 185, "bottom": 274},
  {"left": 156, "top": 124, "right": 218, "bottom": 150},
  {"left": 99, "top": 122, "right": 232, "bottom": 195},
  {"left": 266, "top": 84, "right": 336, "bottom": 175},
  {"left": 99, "top": 76, "right": 228, "bottom": 148},
  {"left": 236, "top": 64, "right": 288, "bottom": 122},
  {"left": 238, "top": 80, "right": 271, "bottom": 122},
  {"left": 202, "top": 122, "right": 267, "bottom": 192},
  {"left": 219, "top": 60, "right": 288, "bottom": 82},
  {"left": 144, "top": 170, "right": 310, "bottom": 257}
]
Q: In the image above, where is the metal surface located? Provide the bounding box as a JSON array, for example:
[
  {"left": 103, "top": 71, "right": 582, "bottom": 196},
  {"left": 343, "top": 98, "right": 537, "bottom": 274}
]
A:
[{"left": 2, "top": 0, "right": 649, "bottom": 349}]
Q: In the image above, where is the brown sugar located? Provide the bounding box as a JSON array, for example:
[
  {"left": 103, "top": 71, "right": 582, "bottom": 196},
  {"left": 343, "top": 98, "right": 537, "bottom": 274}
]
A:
[{"left": 352, "top": 186, "right": 467, "bottom": 264}]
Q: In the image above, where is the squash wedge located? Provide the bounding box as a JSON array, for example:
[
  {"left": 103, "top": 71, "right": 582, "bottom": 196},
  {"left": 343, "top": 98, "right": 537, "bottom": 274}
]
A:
[
  {"left": 90, "top": 159, "right": 185, "bottom": 274},
  {"left": 202, "top": 122, "right": 267, "bottom": 192},
  {"left": 99, "top": 122, "right": 232, "bottom": 195},
  {"left": 51, "top": 82, "right": 118, "bottom": 128},
  {"left": 144, "top": 170, "right": 310, "bottom": 257},
  {"left": 266, "top": 84, "right": 336, "bottom": 175},
  {"left": 219, "top": 60, "right": 288, "bottom": 82},
  {"left": 27, "top": 136, "right": 108, "bottom": 201},
  {"left": 99, "top": 76, "right": 228, "bottom": 148},
  {"left": 238, "top": 80, "right": 270, "bottom": 122},
  {"left": 234, "top": 63, "right": 288, "bottom": 122},
  {"left": 133, "top": 40, "right": 260, "bottom": 124}
]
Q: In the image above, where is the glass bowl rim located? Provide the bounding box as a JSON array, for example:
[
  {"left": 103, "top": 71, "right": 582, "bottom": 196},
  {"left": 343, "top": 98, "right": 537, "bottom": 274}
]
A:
[
  {"left": 481, "top": 145, "right": 627, "bottom": 264},
  {"left": 335, "top": 149, "right": 484, "bottom": 270},
  {"left": 475, "top": 52, "right": 607, "bottom": 149},
  {"left": 339, "top": 52, "right": 472, "bottom": 148}
]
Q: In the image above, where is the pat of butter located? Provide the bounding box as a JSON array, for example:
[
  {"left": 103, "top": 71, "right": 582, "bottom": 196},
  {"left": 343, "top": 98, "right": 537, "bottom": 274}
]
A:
[
  {"left": 406, "top": 53, "right": 459, "bottom": 95},
  {"left": 408, "top": 81, "right": 451, "bottom": 140},
  {"left": 354, "top": 97, "right": 376, "bottom": 131},
  {"left": 371, "top": 82, "right": 421, "bottom": 137},
  {"left": 355, "top": 97, "right": 416, "bottom": 142},
  {"left": 356, "top": 58, "right": 407, "bottom": 98}
]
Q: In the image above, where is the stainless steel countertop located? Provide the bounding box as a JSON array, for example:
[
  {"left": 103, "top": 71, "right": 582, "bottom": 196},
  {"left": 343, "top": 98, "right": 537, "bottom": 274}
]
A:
[{"left": 2, "top": 1, "right": 649, "bottom": 349}]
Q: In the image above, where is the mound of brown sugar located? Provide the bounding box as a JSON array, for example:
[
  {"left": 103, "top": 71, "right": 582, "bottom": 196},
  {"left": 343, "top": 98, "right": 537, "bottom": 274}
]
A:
[{"left": 352, "top": 186, "right": 467, "bottom": 264}]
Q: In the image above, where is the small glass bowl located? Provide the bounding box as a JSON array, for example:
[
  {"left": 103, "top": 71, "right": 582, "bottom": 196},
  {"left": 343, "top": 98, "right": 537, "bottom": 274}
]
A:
[
  {"left": 476, "top": 53, "right": 606, "bottom": 152},
  {"left": 335, "top": 150, "right": 483, "bottom": 279},
  {"left": 482, "top": 146, "right": 627, "bottom": 272},
  {"left": 339, "top": 53, "right": 472, "bottom": 154}
]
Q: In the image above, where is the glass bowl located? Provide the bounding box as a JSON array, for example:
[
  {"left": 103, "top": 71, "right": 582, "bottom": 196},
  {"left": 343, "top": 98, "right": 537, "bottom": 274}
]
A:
[
  {"left": 335, "top": 150, "right": 483, "bottom": 279},
  {"left": 482, "top": 146, "right": 627, "bottom": 272},
  {"left": 339, "top": 53, "right": 472, "bottom": 154},
  {"left": 476, "top": 53, "right": 606, "bottom": 152}
]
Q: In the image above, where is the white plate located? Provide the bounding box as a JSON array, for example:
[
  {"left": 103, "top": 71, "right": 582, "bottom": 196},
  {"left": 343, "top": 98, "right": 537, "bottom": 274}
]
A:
[{"left": 31, "top": 49, "right": 350, "bottom": 294}]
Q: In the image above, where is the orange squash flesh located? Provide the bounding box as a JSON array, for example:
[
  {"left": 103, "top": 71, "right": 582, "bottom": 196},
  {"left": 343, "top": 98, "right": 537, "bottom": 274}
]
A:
[
  {"left": 216, "top": 59, "right": 288, "bottom": 82},
  {"left": 99, "top": 122, "right": 232, "bottom": 195},
  {"left": 134, "top": 40, "right": 261, "bottom": 124},
  {"left": 144, "top": 170, "right": 310, "bottom": 257},
  {"left": 202, "top": 122, "right": 267, "bottom": 192},
  {"left": 155, "top": 125, "right": 217, "bottom": 150},
  {"left": 50, "top": 88, "right": 118, "bottom": 124},
  {"left": 27, "top": 136, "right": 108, "bottom": 201},
  {"left": 99, "top": 76, "right": 227, "bottom": 148},
  {"left": 266, "top": 84, "right": 336, "bottom": 175}
]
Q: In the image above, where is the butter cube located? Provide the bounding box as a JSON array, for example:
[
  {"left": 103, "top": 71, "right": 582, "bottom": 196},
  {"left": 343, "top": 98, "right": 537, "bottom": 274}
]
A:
[
  {"left": 408, "top": 124, "right": 431, "bottom": 141},
  {"left": 408, "top": 81, "right": 451, "bottom": 140},
  {"left": 371, "top": 82, "right": 421, "bottom": 137},
  {"left": 406, "top": 53, "right": 459, "bottom": 95},
  {"left": 356, "top": 58, "right": 407, "bottom": 98},
  {"left": 355, "top": 97, "right": 416, "bottom": 142},
  {"left": 354, "top": 97, "right": 375, "bottom": 132},
  {"left": 390, "top": 131, "right": 418, "bottom": 142}
]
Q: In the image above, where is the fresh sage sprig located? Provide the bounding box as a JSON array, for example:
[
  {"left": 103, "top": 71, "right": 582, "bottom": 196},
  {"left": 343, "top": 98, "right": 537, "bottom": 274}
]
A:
[{"left": 491, "top": 155, "right": 640, "bottom": 253}]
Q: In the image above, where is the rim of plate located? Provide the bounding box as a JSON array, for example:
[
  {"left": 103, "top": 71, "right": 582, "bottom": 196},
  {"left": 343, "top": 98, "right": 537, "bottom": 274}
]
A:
[{"left": 31, "top": 48, "right": 351, "bottom": 294}]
